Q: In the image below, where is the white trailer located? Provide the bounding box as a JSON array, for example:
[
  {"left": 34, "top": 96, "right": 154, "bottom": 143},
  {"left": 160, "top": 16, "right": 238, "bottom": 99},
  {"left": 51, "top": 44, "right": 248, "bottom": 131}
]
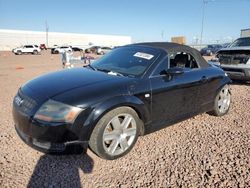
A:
[
  {"left": 0, "top": 29, "right": 132, "bottom": 51},
  {"left": 241, "top": 29, "right": 250, "bottom": 37}
]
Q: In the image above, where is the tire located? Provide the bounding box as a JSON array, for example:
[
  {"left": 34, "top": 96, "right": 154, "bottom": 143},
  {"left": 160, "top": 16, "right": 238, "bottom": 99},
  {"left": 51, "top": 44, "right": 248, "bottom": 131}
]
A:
[
  {"left": 33, "top": 50, "right": 38, "bottom": 55},
  {"left": 89, "top": 107, "right": 141, "bottom": 160},
  {"left": 17, "top": 50, "right": 22, "bottom": 55},
  {"left": 55, "top": 50, "right": 59, "bottom": 54},
  {"left": 208, "top": 84, "right": 231, "bottom": 116}
]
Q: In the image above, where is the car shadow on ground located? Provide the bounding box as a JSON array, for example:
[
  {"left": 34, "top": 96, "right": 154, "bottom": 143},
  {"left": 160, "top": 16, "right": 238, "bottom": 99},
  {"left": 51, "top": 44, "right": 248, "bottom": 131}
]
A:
[{"left": 27, "top": 146, "right": 94, "bottom": 188}]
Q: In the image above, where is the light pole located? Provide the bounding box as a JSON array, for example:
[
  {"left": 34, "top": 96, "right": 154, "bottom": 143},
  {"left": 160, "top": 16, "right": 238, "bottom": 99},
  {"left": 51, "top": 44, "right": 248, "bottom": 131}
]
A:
[
  {"left": 200, "top": 0, "right": 216, "bottom": 47},
  {"left": 45, "top": 21, "right": 49, "bottom": 48},
  {"left": 200, "top": 0, "right": 208, "bottom": 47},
  {"left": 161, "top": 30, "right": 165, "bottom": 41}
]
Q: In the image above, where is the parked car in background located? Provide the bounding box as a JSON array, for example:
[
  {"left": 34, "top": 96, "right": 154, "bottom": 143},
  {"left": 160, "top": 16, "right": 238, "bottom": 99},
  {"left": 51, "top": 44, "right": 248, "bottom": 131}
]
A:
[
  {"left": 50, "top": 45, "right": 58, "bottom": 54},
  {"left": 85, "top": 46, "right": 100, "bottom": 54},
  {"left": 215, "top": 37, "right": 250, "bottom": 81},
  {"left": 40, "top": 44, "right": 47, "bottom": 50},
  {"left": 85, "top": 46, "right": 112, "bottom": 55},
  {"left": 200, "top": 44, "right": 223, "bottom": 56},
  {"left": 13, "top": 42, "right": 231, "bottom": 160},
  {"left": 51, "top": 46, "right": 72, "bottom": 54},
  {"left": 97, "top": 46, "right": 113, "bottom": 55},
  {"left": 71, "top": 46, "right": 83, "bottom": 52},
  {"left": 12, "top": 45, "right": 41, "bottom": 55}
]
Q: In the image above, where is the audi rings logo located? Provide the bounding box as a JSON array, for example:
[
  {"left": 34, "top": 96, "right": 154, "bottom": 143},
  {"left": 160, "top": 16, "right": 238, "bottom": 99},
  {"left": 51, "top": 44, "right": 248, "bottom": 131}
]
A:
[{"left": 15, "top": 96, "right": 23, "bottom": 106}]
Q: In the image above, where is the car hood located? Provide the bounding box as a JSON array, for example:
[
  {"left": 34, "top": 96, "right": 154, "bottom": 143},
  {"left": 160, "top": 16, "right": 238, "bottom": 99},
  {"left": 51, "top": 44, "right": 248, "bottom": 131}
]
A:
[{"left": 21, "top": 68, "right": 123, "bottom": 102}]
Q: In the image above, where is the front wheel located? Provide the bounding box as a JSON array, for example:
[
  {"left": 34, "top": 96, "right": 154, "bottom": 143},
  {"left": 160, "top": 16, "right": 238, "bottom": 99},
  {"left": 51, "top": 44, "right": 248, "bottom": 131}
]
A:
[
  {"left": 208, "top": 84, "right": 231, "bottom": 116},
  {"left": 89, "top": 107, "right": 141, "bottom": 160},
  {"left": 16, "top": 50, "right": 22, "bottom": 55}
]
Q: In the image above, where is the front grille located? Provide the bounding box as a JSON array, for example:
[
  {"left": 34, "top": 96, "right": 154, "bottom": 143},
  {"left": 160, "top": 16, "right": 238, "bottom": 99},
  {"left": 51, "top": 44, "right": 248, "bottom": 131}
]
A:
[
  {"left": 219, "top": 54, "right": 250, "bottom": 65},
  {"left": 219, "top": 56, "right": 232, "bottom": 64},
  {"left": 15, "top": 90, "right": 37, "bottom": 114}
]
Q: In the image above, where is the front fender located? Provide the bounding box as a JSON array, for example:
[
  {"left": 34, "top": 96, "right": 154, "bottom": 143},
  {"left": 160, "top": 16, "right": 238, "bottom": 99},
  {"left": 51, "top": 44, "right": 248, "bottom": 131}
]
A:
[
  {"left": 81, "top": 95, "right": 150, "bottom": 140},
  {"left": 217, "top": 75, "right": 232, "bottom": 93}
]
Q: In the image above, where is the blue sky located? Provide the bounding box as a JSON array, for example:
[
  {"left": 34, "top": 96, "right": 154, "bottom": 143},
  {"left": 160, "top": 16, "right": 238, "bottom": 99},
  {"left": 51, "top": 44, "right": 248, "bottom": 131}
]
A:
[{"left": 0, "top": 0, "right": 249, "bottom": 44}]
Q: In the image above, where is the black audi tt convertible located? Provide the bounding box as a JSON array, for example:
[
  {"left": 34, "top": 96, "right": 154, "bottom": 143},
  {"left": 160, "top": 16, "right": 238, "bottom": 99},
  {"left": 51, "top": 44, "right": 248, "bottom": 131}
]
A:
[{"left": 13, "top": 42, "right": 231, "bottom": 160}]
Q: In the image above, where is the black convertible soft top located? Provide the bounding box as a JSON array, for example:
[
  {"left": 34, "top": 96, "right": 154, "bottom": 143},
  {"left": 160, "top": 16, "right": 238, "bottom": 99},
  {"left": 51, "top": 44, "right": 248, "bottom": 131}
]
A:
[{"left": 129, "top": 42, "right": 209, "bottom": 68}]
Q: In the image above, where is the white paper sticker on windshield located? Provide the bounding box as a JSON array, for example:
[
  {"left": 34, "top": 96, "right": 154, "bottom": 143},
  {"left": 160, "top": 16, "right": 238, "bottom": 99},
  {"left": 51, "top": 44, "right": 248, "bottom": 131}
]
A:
[{"left": 134, "top": 52, "right": 154, "bottom": 60}]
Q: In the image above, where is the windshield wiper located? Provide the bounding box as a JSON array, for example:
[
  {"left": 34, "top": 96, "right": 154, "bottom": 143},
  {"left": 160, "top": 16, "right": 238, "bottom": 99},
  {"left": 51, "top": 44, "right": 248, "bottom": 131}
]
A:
[
  {"left": 96, "top": 68, "right": 125, "bottom": 77},
  {"left": 87, "top": 64, "right": 97, "bottom": 71},
  {"left": 108, "top": 71, "right": 124, "bottom": 77},
  {"left": 95, "top": 67, "right": 110, "bottom": 72}
]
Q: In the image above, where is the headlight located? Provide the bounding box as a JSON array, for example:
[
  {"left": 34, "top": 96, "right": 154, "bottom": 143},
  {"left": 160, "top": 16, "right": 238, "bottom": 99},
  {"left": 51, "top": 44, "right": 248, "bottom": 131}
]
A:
[{"left": 34, "top": 100, "right": 83, "bottom": 123}]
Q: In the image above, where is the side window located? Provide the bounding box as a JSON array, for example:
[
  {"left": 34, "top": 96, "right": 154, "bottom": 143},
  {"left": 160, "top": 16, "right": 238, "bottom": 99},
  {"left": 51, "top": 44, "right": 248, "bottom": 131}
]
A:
[{"left": 169, "top": 52, "right": 199, "bottom": 69}]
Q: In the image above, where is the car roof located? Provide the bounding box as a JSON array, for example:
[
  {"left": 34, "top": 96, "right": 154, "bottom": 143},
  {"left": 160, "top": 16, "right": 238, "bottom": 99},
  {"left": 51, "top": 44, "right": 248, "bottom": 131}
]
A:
[{"left": 128, "top": 42, "right": 209, "bottom": 68}]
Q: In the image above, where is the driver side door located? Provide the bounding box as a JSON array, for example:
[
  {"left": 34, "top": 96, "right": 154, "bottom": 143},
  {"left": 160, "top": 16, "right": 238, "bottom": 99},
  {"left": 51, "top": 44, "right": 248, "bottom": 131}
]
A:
[{"left": 149, "top": 54, "right": 202, "bottom": 131}]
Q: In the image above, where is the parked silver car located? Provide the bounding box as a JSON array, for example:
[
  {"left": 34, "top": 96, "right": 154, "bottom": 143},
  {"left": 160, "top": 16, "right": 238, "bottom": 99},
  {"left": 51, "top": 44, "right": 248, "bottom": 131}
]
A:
[{"left": 215, "top": 37, "right": 250, "bottom": 81}]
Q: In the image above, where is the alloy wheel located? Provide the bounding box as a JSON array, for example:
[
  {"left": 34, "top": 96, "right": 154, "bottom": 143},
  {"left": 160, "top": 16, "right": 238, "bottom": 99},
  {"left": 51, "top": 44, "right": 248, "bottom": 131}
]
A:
[
  {"left": 217, "top": 85, "right": 230, "bottom": 113},
  {"left": 102, "top": 113, "right": 137, "bottom": 156}
]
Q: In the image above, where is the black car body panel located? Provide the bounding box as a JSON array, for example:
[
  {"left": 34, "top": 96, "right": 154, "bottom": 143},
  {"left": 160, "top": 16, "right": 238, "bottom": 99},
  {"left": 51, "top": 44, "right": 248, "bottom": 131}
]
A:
[{"left": 13, "top": 42, "right": 231, "bottom": 153}]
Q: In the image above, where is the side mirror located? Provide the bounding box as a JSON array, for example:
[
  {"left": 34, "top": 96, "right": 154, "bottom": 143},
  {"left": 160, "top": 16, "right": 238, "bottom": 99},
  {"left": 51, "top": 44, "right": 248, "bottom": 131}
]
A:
[{"left": 164, "top": 67, "right": 184, "bottom": 76}]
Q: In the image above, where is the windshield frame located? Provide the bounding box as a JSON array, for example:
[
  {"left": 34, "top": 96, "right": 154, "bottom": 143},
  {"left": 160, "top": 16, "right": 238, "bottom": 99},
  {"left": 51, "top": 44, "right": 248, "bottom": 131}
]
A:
[{"left": 229, "top": 37, "right": 250, "bottom": 48}]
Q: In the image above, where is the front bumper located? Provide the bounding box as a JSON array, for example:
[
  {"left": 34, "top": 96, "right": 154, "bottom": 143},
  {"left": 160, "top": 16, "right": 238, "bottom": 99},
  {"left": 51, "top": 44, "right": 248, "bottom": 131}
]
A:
[
  {"left": 15, "top": 125, "right": 88, "bottom": 153},
  {"left": 221, "top": 65, "right": 250, "bottom": 81},
  {"left": 12, "top": 91, "right": 90, "bottom": 153}
]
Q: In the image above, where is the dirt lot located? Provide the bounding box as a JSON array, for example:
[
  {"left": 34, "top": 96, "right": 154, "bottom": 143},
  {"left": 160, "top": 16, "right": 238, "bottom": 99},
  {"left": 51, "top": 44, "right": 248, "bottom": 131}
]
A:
[{"left": 0, "top": 51, "right": 249, "bottom": 188}]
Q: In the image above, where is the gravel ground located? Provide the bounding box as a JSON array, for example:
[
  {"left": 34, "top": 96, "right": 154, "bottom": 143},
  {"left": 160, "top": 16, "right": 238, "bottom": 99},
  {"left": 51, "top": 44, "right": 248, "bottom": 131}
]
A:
[{"left": 0, "top": 51, "right": 249, "bottom": 188}]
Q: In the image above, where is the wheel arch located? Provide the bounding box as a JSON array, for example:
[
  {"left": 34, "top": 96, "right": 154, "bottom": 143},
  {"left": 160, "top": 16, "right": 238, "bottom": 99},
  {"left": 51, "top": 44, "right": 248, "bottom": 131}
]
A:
[
  {"left": 209, "top": 75, "right": 232, "bottom": 110},
  {"left": 83, "top": 95, "right": 150, "bottom": 139},
  {"left": 216, "top": 75, "right": 232, "bottom": 95}
]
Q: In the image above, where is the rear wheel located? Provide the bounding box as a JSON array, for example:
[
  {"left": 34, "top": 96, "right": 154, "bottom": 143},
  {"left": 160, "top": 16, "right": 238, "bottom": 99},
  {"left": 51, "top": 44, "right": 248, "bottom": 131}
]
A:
[
  {"left": 33, "top": 50, "right": 38, "bottom": 55},
  {"left": 89, "top": 107, "right": 141, "bottom": 160},
  {"left": 208, "top": 84, "right": 231, "bottom": 116}
]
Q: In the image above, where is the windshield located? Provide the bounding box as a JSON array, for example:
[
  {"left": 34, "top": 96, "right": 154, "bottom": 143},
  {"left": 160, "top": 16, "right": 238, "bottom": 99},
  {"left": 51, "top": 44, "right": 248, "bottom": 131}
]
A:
[
  {"left": 229, "top": 37, "right": 250, "bottom": 47},
  {"left": 91, "top": 46, "right": 162, "bottom": 76}
]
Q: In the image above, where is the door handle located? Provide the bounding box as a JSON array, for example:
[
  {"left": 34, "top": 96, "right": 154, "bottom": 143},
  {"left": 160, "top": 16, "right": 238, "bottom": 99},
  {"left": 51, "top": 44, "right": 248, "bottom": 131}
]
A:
[{"left": 201, "top": 76, "right": 208, "bottom": 83}]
